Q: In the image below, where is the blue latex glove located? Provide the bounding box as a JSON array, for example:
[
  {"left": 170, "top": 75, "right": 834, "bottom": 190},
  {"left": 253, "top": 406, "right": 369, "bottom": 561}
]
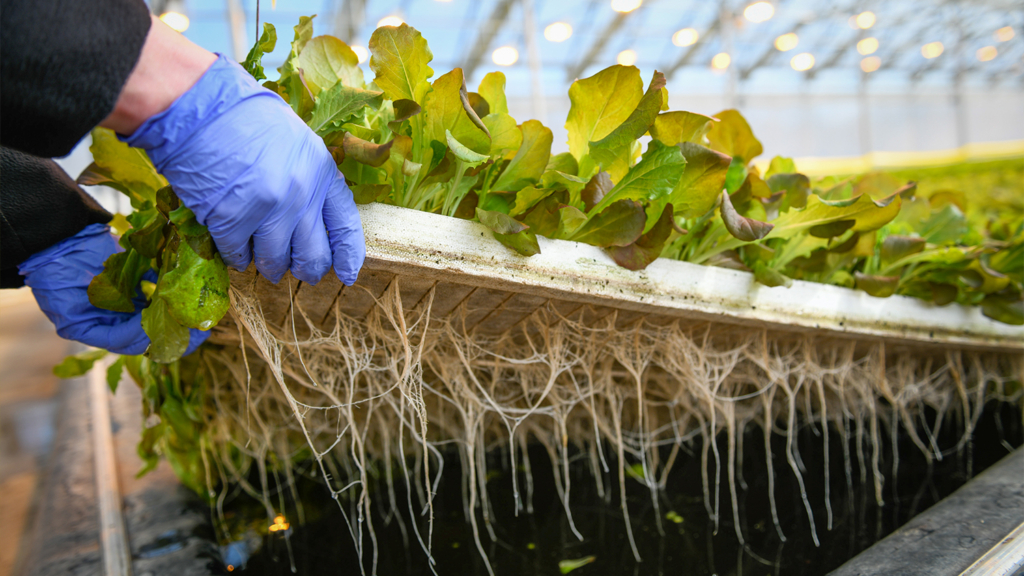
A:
[
  {"left": 19, "top": 224, "right": 208, "bottom": 356},
  {"left": 121, "top": 55, "right": 366, "bottom": 286}
]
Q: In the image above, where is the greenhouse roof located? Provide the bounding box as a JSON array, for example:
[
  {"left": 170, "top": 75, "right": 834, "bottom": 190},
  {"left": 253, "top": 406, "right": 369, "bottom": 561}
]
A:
[{"left": 166, "top": 0, "right": 1022, "bottom": 96}]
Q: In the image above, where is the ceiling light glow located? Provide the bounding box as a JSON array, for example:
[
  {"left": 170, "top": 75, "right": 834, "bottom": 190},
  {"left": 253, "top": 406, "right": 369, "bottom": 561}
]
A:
[
  {"left": 377, "top": 15, "right": 404, "bottom": 28},
  {"left": 611, "top": 0, "right": 642, "bottom": 13},
  {"left": 492, "top": 46, "right": 519, "bottom": 66},
  {"left": 544, "top": 22, "right": 573, "bottom": 42},
  {"left": 743, "top": 2, "right": 774, "bottom": 23},
  {"left": 672, "top": 28, "right": 699, "bottom": 47},
  {"left": 711, "top": 52, "right": 731, "bottom": 70},
  {"left": 977, "top": 46, "right": 998, "bottom": 62},
  {"left": 921, "top": 41, "right": 944, "bottom": 59},
  {"left": 352, "top": 45, "right": 368, "bottom": 64},
  {"left": 855, "top": 11, "right": 876, "bottom": 29},
  {"left": 857, "top": 37, "right": 879, "bottom": 55},
  {"left": 159, "top": 11, "right": 190, "bottom": 32},
  {"left": 996, "top": 26, "right": 1014, "bottom": 42},
  {"left": 860, "top": 56, "right": 881, "bottom": 73},
  {"left": 774, "top": 32, "right": 799, "bottom": 51},
  {"left": 617, "top": 49, "right": 638, "bottom": 66},
  {"left": 790, "top": 52, "right": 815, "bottom": 71}
]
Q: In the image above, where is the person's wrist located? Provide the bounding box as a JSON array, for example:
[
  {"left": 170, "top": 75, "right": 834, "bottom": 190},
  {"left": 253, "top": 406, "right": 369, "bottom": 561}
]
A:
[{"left": 101, "top": 16, "right": 217, "bottom": 135}]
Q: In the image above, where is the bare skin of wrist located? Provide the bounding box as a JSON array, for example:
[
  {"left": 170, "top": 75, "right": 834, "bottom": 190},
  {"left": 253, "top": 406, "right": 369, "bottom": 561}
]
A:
[{"left": 100, "top": 16, "right": 217, "bottom": 135}]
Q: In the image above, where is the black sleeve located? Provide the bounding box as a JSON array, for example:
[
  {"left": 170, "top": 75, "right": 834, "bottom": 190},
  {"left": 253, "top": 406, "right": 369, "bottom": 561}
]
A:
[
  {"left": 0, "top": 147, "right": 112, "bottom": 288},
  {"left": 0, "top": 0, "right": 152, "bottom": 158}
]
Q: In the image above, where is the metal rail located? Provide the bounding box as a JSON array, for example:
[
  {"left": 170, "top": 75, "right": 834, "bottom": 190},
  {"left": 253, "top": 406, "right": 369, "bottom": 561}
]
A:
[{"left": 90, "top": 358, "right": 132, "bottom": 576}]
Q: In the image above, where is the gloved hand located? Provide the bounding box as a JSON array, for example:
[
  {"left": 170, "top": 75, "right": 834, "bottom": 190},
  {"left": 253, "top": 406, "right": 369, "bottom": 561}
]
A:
[
  {"left": 19, "top": 223, "right": 208, "bottom": 356},
  {"left": 121, "top": 54, "right": 365, "bottom": 286}
]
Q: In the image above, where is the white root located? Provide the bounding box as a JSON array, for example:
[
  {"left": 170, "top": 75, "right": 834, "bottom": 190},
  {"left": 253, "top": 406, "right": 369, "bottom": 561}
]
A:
[{"left": 192, "top": 278, "right": 1022, "bottom": 573}]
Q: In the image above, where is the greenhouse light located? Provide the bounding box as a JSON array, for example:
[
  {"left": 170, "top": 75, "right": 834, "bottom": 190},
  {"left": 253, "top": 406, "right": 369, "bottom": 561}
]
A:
[
  {"left": 544, "top": 22, "right": 573, "bottom": 43},
  {"left": 711, "top": 52, "right": 731, "bottom": 70},
  {"left": 977, "top": 46, "right": 998, "bottom": 62},
  {"left": 617, "top": 49, "right": 638, "bottom": 66},
  {"left": 352, "top": 45, "right": 368, "bottom": 64},
  {"left": 857, "top": 37, "right": 878, "bottom": 55},
  {"left": 377, "top": 15, "right": 404, "bottom": 28},
  {"left": 492, "top": 46, "right": 519, "bottom": 66},
  {"left": 672, "top": 28, "right": 699, "bottom": 47},
  {"left": 921, "top": 41, "right": 944, "bottom": 59},
  {"left": 996, "top": 26, "right": 1014, "bottom": 42},
  {"left": 855, "top": 11, "right": 875, "bottom": 30},
  {"left": 774, "top": 32, "right": 799, "bottom": 52},
  {"left": 790, "top": 52, "right": 815, "bottom": 71},
  {"left": 159, "top": 11, "right": 190, "bottom": 33},
  {"left": 611, "top": 0, "right": 642, "bottom": 14},
  {"left": 860, "top": 56, "right": 881, "bottom": 73},
  {"left": 743, "top": 2, "right": 774, "bottom": 23}
]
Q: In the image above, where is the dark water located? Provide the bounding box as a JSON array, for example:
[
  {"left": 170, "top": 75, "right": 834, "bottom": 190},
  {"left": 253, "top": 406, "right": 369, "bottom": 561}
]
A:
[{"left": 212, "top": 401, "right": 1022, "bottom": 576}]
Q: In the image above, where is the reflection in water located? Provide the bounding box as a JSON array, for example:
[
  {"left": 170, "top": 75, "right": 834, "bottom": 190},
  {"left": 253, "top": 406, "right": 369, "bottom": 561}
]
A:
[{"left": 213, "top": 402, "right": 1021, "bottom": 576}]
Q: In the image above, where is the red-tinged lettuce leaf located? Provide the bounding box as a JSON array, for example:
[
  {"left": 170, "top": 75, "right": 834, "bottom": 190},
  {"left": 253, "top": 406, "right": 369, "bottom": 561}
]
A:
[
  {"left": 352, "top": 184, "right": 391, "bottom": 204},
  {"left": 766, "top": 191, "right": 901, "bottom": 241},
  {"left": 392, "top": 99, "right": 422, "bottom": 122},
  {"left": 565, "top": 65, "right": 643, "bottom": 162},
  {"left": 77, "top": 162, "right": 134, "bottom": 198},
  {"left": 582, "top": 171, "right": 613, "bottom": 212},
  {"left": 720, "top": 191, "right": 773, "bottom": 242},
  {"left": 649, "top": 111, "right": 715, "bottom": 146},
  {"left": 476, "top": 208, "right": 528, "bottom": 235},
  {"left": 242, "top": 23, "right": 277, "bottom": 81},
  {"left": 467, "top": 92, "right": 490, "bottom": 118},
  {"left": 126, "top": 209, "right": 168, "bottom": 259},
  {"left": 930, "top": 282, "right": 958, "bottom": 306},
  {"left": 705, "top": 250, "right": 750, "bottom": 271},
  {"left": 521, "top": 190, "right": 568, "bottom": 238},
  {"left": 754, "top": 262, "right": 793, "bottom": 288},
  {"left": 476, "top": 208, "right": 539, "bottom": 256},
  {"left": 308, "top": 83, "right": 384, "bottom": 135},
  {"left": 588, "top": 70, "right": 667, "bottom": 182},
  {"left": 671, "top": 143, "right": 731, "bottom": 218},
  {"left": 607, "top": 204, "right": 675, "bottom": 270},
  {"left": 369, "top": 23, "right": 434, "bottom": 103},
  {"left": 491, "top": 120, "right": 552, "bottom": 191},
  {"left": 829, "top": 232, "right": 861, "bottom": 254},
  {"left": 981, "top": 296, "right": 1024, "bottom": 325},
  {"left": 880, "top": 235, "right": 927, "bottom": 269},
  {"left": 168, "top": 204, "right": 215, "bottom": 260},
  {"left": 141, "top": 296, "right": 191, "bottom": 364},
  {"left": 809, "top": 219, "right": 855, "bottom": 239},
  {"left": 88, "top": 250, "right": 151, "bottom": 313},
  {"left": 296, "top": 35, "right": 364, "bottom": 93},
  {"left": 459, "top": 75, "right": 491, "bottom": 139},
  {"left": 424, "top": 68, "right": 491, "bottom": 155},
  {"left": 706, "top": 109, "right": 763, "bottom": 164},
  {"left": 569, "top": 200, "right": 646, "bottom": 247},
  {"left": 766, "top": 173, "right": 811, "bottom": 211},
  {"left": 855, "top": 273, "right": 900, "bottom": 298},
  {"left": 343, "top": 133, "right": 394, "bottom": 167},
  {"left": 591, "top": 140, "right": 685, "bottom": 214}
]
